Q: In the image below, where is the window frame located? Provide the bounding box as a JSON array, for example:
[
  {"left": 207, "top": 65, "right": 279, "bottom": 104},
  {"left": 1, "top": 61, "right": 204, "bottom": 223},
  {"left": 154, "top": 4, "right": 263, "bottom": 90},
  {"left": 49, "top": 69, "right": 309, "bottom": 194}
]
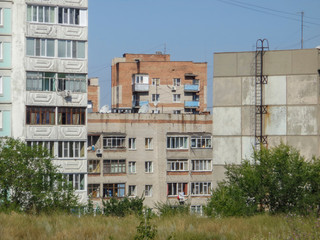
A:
[
  {"left": 152, "top": 78, "right": 160, "bottom": 86},
  {"left": 27, "top": 141, "right": 55, "bottom": 156},
  {"left": 173, "top": 78, "right": 181, "bottom": 86},
  {"left": 191, "top": 182, "right": 212, "bottom": 196},
  {"left": 58, "top": 7, "right": 80, "bottom": 25},
  {"left": 173, "top": 94, "right": 181, "bottom": 103},
  {"left": 88, "top": 184, "right": 100, "bottom": 198},
  {"left": 65, "top": 173, "right": 85, "bottom": 191},
  {"left": 57, "top": 107, "right": 86, "bottom": 125},
  {"left": 58, "top": 141, "right": 85, "bottom": 158},
  {"left": 145, "top": 185, "right": 153, "bottom": 197},
  {"left": 167, "top": 136, "right": 189, "bottom": 149},
  {"left": 103, "top": 159, "right": 126, "bottom": 174},
  {"left": 128, "top": 185, "right": 136, "bottom": 197},
  {"left": 145, "top": 161, "right": 153, "bottom": 173},
  {"left": 58, "top": 40, "right": 85, "bottom": 59},
  {"left": 151, "top": 94, "right": 160, "bottom": 102},
  {"left": 103, "top": 136, "right": 126, "bottom": 149},
  {"left": 191, "top": 160, "right": 212, "bottom": 171},
  {"left": 128, "top": 161, "right": 136, "bottom": 174},
  {"left": 27, "top": 5, "right": 55, "bottom": 24},
  {"left": 167, "top": 159, "right": 188, "bottom": 171},
  {"left": 26, "top": 106, "right": 55, "bottom": 125},
  {"left": 167, "top": 182, "right": 188, "bottom": 196},
  {"left": 145, "top": 138, "right": 153, "bottom": 150},
  {"left": 103, "top": 183, "right": 125, "bottom": 198},
  {"left": 26, "top": 38, "right": 55, "bottom": 57},
  {"left": 191, "top": 136, "right": 212, "bottom": 149},
  {"left": 88, "top": 159, "right": 101, "bottom": 174},
  {"left": 128, "top": 138, "right": 136, "bottom": 150},
  {"left": 0, "top": 76, "right": 3, "bottom": 95}
]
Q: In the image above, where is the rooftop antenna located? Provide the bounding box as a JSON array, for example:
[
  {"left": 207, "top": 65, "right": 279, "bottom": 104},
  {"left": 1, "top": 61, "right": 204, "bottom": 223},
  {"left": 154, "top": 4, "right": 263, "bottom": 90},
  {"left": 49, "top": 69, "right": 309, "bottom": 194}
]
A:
[
  {"left": 164, "top": 43, "right": 166, "bottom": 54},
  {"left": 300, "top": 11, "right": 304, "bottom": 49}
]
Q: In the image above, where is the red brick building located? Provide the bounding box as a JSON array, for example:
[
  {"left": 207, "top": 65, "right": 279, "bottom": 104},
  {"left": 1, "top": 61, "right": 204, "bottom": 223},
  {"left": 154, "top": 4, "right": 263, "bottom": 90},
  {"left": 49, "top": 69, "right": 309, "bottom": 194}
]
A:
[{"left": 111, "top": 53, "right": 208, "bottom": 114}]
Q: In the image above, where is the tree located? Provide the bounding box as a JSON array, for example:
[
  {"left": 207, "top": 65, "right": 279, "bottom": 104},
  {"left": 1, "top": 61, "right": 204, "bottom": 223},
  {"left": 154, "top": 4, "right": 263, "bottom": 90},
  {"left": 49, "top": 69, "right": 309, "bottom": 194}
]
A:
[
  {"left": 0, "top": 137, "right": 78, "bottom": 213},
  {"left": 204, "top": 143, "right": 319, "bottom": 217}
]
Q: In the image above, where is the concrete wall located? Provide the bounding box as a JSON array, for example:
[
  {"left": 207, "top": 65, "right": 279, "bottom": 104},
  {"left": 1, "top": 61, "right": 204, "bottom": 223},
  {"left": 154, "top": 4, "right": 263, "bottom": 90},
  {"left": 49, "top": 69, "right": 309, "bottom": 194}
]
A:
[{"left": 213, "top": 48, "right": 320, "bottom": 165}]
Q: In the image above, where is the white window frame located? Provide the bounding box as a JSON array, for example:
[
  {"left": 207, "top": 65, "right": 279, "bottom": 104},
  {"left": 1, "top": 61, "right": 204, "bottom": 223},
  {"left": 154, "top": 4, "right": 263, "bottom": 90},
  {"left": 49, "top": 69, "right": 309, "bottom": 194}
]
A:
[
  {"left": 167, "top": 182, "right": 188, "bottom": 196},
  {"left": 58, "top": 141, "right": 86, "bottom": 158},
  {"left": 191, "top": 136, "right": 212, "bottom": 148},
  {"left": 151, "top": 94, "right": 160, "bottom": 102},
  {"left": 27, "top": 5, "right": 55, "bottom": 23},
  {"left": 0, "top": 76, "right": 2, "bottom": 94},
  {"left": 145, "top": 161, "right": 153, "bottom": 173},
  {"left": 58, "top": 7, "right": 80, "bottom": 25},
  {"left": 26, "top": 38, "right": 55, "bottom": 57},
  {"left": 65, "top": 173, "right": 85, "bottom": 191},
  {"left": 27, "top": 141, "right": 55, "bottom": 156},
  {"left": 133, "top": 74, "right": 149, "bottom": 84},
  {"left": 103, "top": 136, "right": 126, "bottom": 149},
  {"left": 0, "top": 8, "right": 3, "bottom": 26},
  {"left": 0, "top": 42, "right": 3, "bottom": 59},
  {"left": 173, "top": 78, "right": 181, "bottom": 86},
  {"left": 128, "top": 185, "right": 136, "bottom": 197},
  {"left": 167, "top": 159, "right": 188, "bottom": 171},
  {"left": 58, "top": 40, "right": 85, "bottom": 59},
  {"left": 145, "top": 138, "right": 153, "bottom": 150},
  {"left": 145, "top": 185, "right": 152, "bottom": 197},
  {"left": 152, "top": 78, "right": 160, "bottom": 86},
  {"left": 128, "top": 138, "right": 136, "bottom": 150},
  {"left": 173, "top": 94, "right": 181, "bottom": 103},
  {"left": 191, "top": 160, "right": 212, "bottom": 171},
  {"left": 190, "top": 205, "right": 203, "bottom": 215},
  {"left": 173, "top": 110, "right": 181, "bottom": 114},
  {"left": 167, "top": 136, "right": 188, "bottom": 149},
  {"left": 128, "top": 161, "right": 136, "bottom": 174},
  {"left": 0, "top": 111, "right": 2, "bottom": 129},
  {"left": 191, "top": 182, "right": 211, "bottom": 196}
]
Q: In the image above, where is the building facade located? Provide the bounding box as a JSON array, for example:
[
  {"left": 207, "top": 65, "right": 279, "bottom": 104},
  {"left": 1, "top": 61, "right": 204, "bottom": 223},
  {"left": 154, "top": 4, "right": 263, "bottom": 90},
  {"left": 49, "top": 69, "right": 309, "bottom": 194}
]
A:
[
  {"left": 5, "top": 0, "right": 89, "bottom": 202},
  {"left": 111, "top": 53, "right": 208, "bottom": 114},
  {"left": 213, "top": 48, "right": 320, "bottom": 166}
]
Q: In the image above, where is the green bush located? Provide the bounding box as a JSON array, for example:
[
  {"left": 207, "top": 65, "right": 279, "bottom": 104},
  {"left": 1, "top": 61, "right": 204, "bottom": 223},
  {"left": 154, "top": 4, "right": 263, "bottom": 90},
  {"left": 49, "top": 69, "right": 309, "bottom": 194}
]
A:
[
  {"left": 102, "top": 196, "right": 144, "bottom": 217},
  {"left": 155, "top": 201, "right": 190, "bottom": 217}
]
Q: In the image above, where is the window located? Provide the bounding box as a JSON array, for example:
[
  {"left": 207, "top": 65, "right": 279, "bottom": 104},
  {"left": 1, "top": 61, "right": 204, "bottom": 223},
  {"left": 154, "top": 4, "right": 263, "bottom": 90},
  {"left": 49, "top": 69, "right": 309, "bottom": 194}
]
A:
[
  {"left": 58, "top": 40, "right": 85, "bottom": 59},
  {"left": 87, "top": 100, "right": 93, "bottom": 113},
  {"left": 88, "top": 160, "right": 101, "bottom": 174},
  {"left": 173, "top": 78, "right": 181, "bottom": 86},
  {"left": 0, "top": 8, "right": 2, "bottom": 25},
  {"left": 152, "top": 78, "right": 160, "bottom": 86},
  {"left": 145, "top": 185, "right": 152, "bottom": 197},
  {"left": 88, "top": 184, "right": 100, "bottom": 198},
  {"left": 128, "top": 138, "right": 136, "bottom": 150},
  {"left": 173, "top": 110, "right": 181, "bottom": 114},
  {"left": 26, "top": 38, "right": 55, "bottom": 57},
  {"left": 58, "top": 7, "right": 80, "bottom": 25},
  {"left": 145, "top": 138, "right": 153, "bottom": 150},
  {"left": 152, "top": 94, "right": 159, "bottom": 102},
  {"left": 191, "top": 182, "right": 211, "bottom": 196},
  {"left": 103, "top": 136, "right": 125, "bottom": 149},
  {"left": 103, "top": 183, "right": 125, "bottom": 198},
  {"left": 167, "top": 183, "right": 188, "bottom": 196},
  {"left": 26, "top": 106, "right": 55, "bottom": 125},
  {"left": 128, "top": 185, "right": 136, "bottom": 197},
  {"left": 173, "top": 94, "right": 181, "bottom": 102},
  {"left": 57, "top": 107, "right": 86, "bottom": 125},
  {"left": 167, "top": 136, "right": 188, "bottom": 149},
  {"left": 58, "top": 141, "right": 85, "bottom": 158},
  {"left": 26, "top": 72, "right": 56, "bottom": 91},
  {"left": 128, "top": 161, "right": 136, "bottom": 174},
  {"left": 191, "top": 136, "right": 212, "bottom": 148},
  {"left": 27, "top": 141, "right": 54, "bottom": 156},
  {"left": 191, "top": 160, "right": 212, "bottom": 171},
  {"left": 57, "top": 73, "right": 86, "bottom": 92},
  {"left": 27, "top": 5, "right": 55, "bottom": 23},
  {"left": 103, "top": 159, "right": 126, "bottom": 174},
  {"left": 65, "top": 173, "right": 85, "bottom": 191},
  {"left": 190, "top": 205, "right": 203, "bottom": 215},
  {"left": 145, "top": 161, "right": 153, "bottom": 173},
  {"left": 0, "top": 42, "right": 2, "bottom": 59},
  {"left": 133, "top": 74, "right": 148, "bottom": 84},
  {"left": 0, "top": 111, "right": 2, "bottom": 129},
  {"left": 167, "top": 159, "right": 188, "bottom": 171},
  {"left": 88, "top": 135, "right": 99, "bottom": 148},
  {"left": 0, "top": 77, "right": 2, "bottom": 94}
]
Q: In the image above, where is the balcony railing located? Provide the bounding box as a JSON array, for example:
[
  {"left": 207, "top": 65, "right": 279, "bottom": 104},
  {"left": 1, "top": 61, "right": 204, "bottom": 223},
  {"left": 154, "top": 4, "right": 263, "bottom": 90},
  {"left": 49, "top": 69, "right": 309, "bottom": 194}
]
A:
[
  {"left": 132, "top": 84, "right": 149, "bottom": 92},
  {"left": 184, "top": 84, "right": 200, "bottom": 92},
  {"left": 184, "top": 101, "right": 200, "bottom": 108}
]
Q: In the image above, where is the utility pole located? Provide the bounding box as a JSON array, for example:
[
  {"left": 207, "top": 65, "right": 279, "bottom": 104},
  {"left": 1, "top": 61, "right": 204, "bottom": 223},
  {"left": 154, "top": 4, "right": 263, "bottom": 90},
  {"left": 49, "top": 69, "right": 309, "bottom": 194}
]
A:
[{"left": 301, "top": 11, "right": 304, "bottom": 49}]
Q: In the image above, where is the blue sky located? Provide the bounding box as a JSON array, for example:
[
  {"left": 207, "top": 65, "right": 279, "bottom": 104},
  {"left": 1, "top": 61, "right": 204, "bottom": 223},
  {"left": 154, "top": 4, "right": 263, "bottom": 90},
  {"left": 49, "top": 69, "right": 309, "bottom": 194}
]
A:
[{"left": 88, "top": 0, "right": 320, "bottom": 110}]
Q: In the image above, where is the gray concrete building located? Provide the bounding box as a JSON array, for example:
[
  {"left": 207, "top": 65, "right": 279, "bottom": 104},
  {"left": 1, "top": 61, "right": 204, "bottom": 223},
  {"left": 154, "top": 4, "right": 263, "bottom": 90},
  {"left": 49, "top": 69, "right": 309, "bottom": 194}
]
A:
[{"left": 213, "top": 47, "right": 320, "bottom": 165}]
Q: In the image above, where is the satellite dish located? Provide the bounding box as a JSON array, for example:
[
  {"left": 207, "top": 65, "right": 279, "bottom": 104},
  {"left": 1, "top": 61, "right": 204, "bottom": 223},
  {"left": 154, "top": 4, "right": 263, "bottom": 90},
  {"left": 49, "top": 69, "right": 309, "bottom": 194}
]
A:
[
  {"left": 99, "top": 105, "right": 111, "bottom": 113},
  {"left": 316, "top": 46, "right": 320, "bottom": 50},
  {"left": 138, "top": 104, "right": 149, "bottom": 113}
]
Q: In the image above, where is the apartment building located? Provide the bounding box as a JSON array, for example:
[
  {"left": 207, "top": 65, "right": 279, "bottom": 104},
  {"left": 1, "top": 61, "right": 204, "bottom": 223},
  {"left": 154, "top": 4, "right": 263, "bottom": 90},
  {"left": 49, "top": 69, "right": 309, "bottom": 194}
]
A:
[
  {"left": 111, "top": 53, "right": 208, "bottom": 114},
  {"left": 5, "top": 0, "right": 89, "bottom": 202},
  {"left": 213, "top": 46, "right": 320, "bottom": 166},
  {"left": 0, "top": 1, "right": 12, "bottom": 137}
]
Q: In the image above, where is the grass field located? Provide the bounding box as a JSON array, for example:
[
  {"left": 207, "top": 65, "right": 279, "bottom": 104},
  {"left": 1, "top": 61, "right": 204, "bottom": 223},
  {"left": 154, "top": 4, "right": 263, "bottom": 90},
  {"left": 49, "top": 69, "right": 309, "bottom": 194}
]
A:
[{"left": 0, "top": 213, "right": 319, "bottom": 240}]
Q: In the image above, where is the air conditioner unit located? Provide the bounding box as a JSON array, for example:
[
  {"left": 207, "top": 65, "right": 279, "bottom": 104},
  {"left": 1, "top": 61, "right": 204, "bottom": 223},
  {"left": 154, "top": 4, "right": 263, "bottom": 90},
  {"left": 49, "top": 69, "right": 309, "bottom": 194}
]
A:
[
  {"left": 172, "top": 86, "right": 176, "bottom": 91},
  {"left": 64, "top": 90, "right": 72, "bottom": 97},
  {"left": 96, "top": 149, "right": 102, "bottom": 154}
]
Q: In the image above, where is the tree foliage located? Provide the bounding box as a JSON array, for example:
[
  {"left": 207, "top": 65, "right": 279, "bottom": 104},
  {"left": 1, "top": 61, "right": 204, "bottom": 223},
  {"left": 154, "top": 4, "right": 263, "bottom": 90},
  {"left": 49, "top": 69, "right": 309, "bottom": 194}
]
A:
[
  {"left": 0, "top": 137, "right": 78, "bottom": 213},
  {"left": 102, "top": 196, "right": 144, "bottom": 217},
  {"left": 204, "top": 143, "right": 320, "bottom": 217}
]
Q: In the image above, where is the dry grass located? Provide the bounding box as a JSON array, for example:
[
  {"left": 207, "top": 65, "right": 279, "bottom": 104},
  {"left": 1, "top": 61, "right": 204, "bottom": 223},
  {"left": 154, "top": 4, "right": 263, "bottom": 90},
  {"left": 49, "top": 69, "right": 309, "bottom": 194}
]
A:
[{"left": 0, "top": 213, "right": 319, "bottom": 240}]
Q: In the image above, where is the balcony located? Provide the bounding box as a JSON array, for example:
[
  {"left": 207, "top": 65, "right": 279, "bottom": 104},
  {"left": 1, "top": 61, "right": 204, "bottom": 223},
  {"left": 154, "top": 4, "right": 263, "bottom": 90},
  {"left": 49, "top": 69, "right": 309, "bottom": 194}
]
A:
[
  {"left": 132, "top": 100, "right": 149, "bottom": 107},
  {"left": 184, "top": 84, "right": 199, "bottom": 92},
  {"left": 184, "top": 101, "right": 200, "bottom": 108},
  {"left": 132, "top": 84, "right": 149, "bottom": 92}
]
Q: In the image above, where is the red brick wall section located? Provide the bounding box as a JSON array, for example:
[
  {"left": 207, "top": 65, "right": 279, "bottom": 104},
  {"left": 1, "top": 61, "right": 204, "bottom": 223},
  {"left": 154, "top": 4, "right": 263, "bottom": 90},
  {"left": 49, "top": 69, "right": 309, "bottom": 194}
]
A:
[{"left": 88, "top": 85, "right": 99, "bottom": 112}]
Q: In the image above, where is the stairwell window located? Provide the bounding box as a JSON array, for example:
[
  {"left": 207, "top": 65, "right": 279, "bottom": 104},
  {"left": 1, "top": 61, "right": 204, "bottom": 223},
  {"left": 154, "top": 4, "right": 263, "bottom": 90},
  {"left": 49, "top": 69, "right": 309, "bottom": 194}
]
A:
[
  {"left": 58, "top": 40, "right": 85, "bottom": 59},
  {"left": 26, "top": 38, "right": 55, "bottom": 57},
  {"left": 27, "top": 5, "right": 55, "bottom": 23}
]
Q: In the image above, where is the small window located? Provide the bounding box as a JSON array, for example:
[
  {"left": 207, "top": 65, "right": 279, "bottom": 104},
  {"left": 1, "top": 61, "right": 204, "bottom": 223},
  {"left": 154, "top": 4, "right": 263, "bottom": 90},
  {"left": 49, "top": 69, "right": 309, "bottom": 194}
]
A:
[
  {"left": 128, "top": 161, "right": 136, "bottom": 174},
  {"left": 152, "top": 94, "right": 159, "bottom": 102},
  {"left": 145, "top": 138, "right": 153, "bottom": 150},
  {"left": 173, "top": 110, "right": 181, "bottom": 114},
  {"left": 128, "top": 185, "right": 136, "bottom": 197},
  {"left": 128, "top": 138, "right": 136, "bottom": 150},
  {"left": 173, "top": 94, "right": 181, "bottom": 103},
  {"left": 87, "top": 100, "right": 93, "bottom": 113},
  {"left": 173, "top": 78, "right": 181, "bottom": 86},
  {"left": 152, "top": 78, "right": 160, "bottom": 86},
  {"left": 145, "top": 185, "right": 152, "bottom": 197},
  {"left": 145, "top": 161, "right": 153, "bottom": 173}
]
